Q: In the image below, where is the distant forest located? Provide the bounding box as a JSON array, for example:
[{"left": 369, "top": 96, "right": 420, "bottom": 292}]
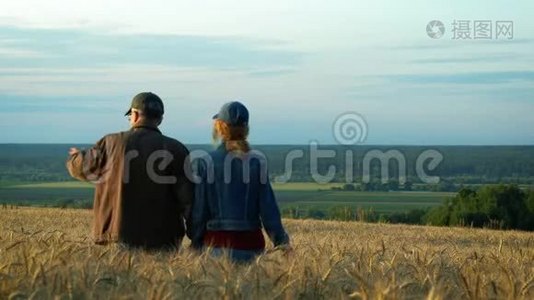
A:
[{"left": 0, "top": 144, "right": 533, "bottom": 185}]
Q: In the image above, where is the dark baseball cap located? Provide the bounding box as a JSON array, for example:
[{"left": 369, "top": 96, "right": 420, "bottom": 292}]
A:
[
  {"left": 213, "top": 101, "right": 249, "bottom": 126},
  {"left": 125, "top": 92, "right": 164, "bottom": 118}
]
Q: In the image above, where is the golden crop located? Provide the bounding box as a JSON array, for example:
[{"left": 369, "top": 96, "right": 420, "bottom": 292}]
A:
[{"left": 0, "top": 207, "right": 533, "bottom": 299}]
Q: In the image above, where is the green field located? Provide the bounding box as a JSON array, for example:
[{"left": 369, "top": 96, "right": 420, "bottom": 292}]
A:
[
  {"left": 0, "top": 181, "right": 94, "bottom": 207},
  {"left": 272, "top": 182, "right": 452, "bottom": 213},
  {"left": 7, "top": 181, "right": 93, "bottom": 188},
  {"left": 0, "top": 181, "right": 452, "bottom": 213}
]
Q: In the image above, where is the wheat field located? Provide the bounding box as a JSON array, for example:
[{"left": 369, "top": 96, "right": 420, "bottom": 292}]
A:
[{"left": 0, "top": 207, "right": 533, "bottom": 299}]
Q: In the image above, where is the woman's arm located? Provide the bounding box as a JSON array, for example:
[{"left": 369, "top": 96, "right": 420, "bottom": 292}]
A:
[
  {"left": 188, "top": 159, "right": 210, "bottom": 249},
  {"left": 259, "top": 177, "right": 290, "bottom": 247}
]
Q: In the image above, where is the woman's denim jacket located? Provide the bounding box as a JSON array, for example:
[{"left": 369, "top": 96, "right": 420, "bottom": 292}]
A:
[{"left": 189, "top": 144, "right": 290, "bottom": 249}]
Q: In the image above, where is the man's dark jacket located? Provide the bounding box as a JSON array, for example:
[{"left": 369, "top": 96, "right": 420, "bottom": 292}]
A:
[{"left": 66, "top": 125, "right": 193, "bottom": 248}]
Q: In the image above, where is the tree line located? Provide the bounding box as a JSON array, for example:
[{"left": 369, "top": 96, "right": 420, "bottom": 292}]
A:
[
  {"left": 283, "top": 184, "right": 534, "bottom": 231},
  {"left": 1, "top": 144, "right": 533, "bottom": 184}
]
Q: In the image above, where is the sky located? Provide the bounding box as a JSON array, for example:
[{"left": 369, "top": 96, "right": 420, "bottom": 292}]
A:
[{"left": 0, "top": 0, "right": 533, "bottom": 145}]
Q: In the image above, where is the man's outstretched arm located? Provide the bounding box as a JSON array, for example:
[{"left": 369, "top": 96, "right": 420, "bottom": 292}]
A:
[{"left": 66, "top": 137, "right": 107, "bottom": 182}]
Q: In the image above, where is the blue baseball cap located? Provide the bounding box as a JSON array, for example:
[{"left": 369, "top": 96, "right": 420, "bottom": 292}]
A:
[{"left": 213, "top": 101, "right": 249, "bottom": 126}]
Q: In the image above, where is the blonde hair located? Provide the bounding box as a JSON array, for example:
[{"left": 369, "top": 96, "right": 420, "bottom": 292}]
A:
[{"left": 212, "top": 119, "right": 250, "bottom": 153}]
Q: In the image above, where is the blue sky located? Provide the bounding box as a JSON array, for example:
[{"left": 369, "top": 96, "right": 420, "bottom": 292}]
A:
[{"left": 0, "top": 0, "right": 533, "bottom": 145}]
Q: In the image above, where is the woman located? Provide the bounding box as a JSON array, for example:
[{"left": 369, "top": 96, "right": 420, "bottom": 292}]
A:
[{"left": 189, "top": 101, "right": 291, "bottom": 263}]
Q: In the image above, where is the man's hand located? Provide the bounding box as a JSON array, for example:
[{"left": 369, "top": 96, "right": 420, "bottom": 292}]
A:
[{"left": 69, "top": 147, "right": 80, "bottom": 156}]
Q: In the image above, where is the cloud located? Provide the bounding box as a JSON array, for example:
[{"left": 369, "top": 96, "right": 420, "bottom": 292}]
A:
[
  {"left": 384, "top": 71, "right": 534, "bottom": 85},
  {"left": 0, "top": 47, "right": 46, "bottom": 58},
  {"left": 0, "top": 94, "right": 118, "bottom": 113},
  {"left": 247, "top": 68, "right": 297, "bottom": 78},
  {"left": 410, "top": 53, "right": 518, "bottom": 64},
  {"left": 0, "top": 26, "right": 303, "bottom": 69},
  {"left": 390, "top": 38, "right": 534, "bottom": 51},
  {"left": 0, "top": 25, "right": 304, "bottom": 96}
]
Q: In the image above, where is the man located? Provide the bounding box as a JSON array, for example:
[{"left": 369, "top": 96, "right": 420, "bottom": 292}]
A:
[{"left": 67, "top": 92, "right": 193, "bottom": 249}]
